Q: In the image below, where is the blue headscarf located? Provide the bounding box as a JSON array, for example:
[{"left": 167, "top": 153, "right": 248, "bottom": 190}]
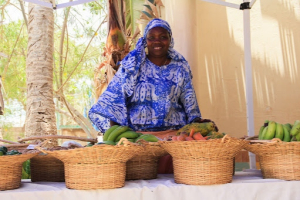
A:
[{"left": 120, "top": 18, "right": 187, "bottom": 97}]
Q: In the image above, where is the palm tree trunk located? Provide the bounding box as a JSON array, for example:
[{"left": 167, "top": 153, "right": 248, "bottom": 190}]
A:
[
  {"left": 94, "top": 0, "right": 127, "bottom": 100},
  {"left": 25, "top": 1, "right": 57, "bottom": 144}
]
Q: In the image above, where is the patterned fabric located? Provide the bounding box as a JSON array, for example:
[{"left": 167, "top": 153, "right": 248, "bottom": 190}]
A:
[{"left": 89, "top": 18, "right": 201, "bottom": 132}]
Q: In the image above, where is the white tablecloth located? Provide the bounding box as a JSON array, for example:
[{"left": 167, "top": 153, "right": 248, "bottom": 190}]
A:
[{"left": 1, "top": 170, "right": 300, "bottom": 200}]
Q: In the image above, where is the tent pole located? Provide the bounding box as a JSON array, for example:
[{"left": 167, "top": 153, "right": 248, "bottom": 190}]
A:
[{"left": 243, "top": 0, "right": 256, "bottom": 169}]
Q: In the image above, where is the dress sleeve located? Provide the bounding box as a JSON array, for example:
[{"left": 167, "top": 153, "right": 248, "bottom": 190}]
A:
[
  {"left": 88, "top": 67, "right": 129, "bottom": 129},
  {"left": 179, "top": 63, "right": 202, "bottom": 123}
]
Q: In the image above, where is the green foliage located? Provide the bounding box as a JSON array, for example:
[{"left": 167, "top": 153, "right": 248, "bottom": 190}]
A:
[
  {"left": 22, "top": 160, "right": 31, "bottom": 179},
  {"left": 0, "top": 21, "right": 27, "bottom": 106},
  {"left": 0, "top": 1, "right": 108, "bottom": 127},
  {"left": 0, "top": 0, "right": 154, "bottom": 129},
  {"left": 2, "top": 127, "right": 14, "bottom": 142}
]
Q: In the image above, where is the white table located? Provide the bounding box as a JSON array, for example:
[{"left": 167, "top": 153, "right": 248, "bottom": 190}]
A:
[{"left": 1, "top": 170, "right": 300, "bottom": 200}]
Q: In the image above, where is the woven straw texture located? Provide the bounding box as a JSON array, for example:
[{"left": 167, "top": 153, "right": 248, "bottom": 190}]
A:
[
  {"left": 43, "top": 143, "right": 143, "bottom": 190},
  {"left": 244, "top": 139, "right": 300, "bottom": 180},
  {"left": 159, "top": 135, "right": 248, "bottom": 185},
  {"left": 22, "top": 135, "right": 97, "bottom": 182},
  {"left": 30, "top": 154, "right": 65, "bottom": 182},
  {"left": 126, "top": 141, "right": 168, "bottom": 180},
  {"left": 0, "top": 152, "right": 38, "bottom": 191}
]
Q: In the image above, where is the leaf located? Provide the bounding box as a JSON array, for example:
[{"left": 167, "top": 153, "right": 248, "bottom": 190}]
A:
[
  {"left": 142, "top": 4, "right": 154, "bottom": 16},
  {"left": 148, "top": 0, "right": 155, "bottom": 4},
  {"left": 146, "top": 1, "right": 159, "bottom": 18},
  {"left": 155, "top": 0, "right": 164, "bottom": 7},
  {"left": 141, "top": 11, "right": 153, "bottom": 19}
]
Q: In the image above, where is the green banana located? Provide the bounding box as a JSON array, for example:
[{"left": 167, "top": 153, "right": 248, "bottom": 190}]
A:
[
  {"left": 258, "top": 125, "right": 265, "bottom": 140},
  {"left": 290, "top": 136, "right": 297, "bottom": 142},
  {"left": 296, "top": 133, "right": 300, "bottom": 141},
  {"left": 107, "top": 126, "right": 130, "bottom": 142},
  {"left": 284, "top": 123, "right": 292, "bottom": 132},
  {"left": 135, "top": 134, "right": 159, "bottom": 142},
  {"left": 282, "top": 125, "right": 291, "bottom": 142},
  {"left": 264, "top": 120, "right": 269, "bottom": 126},
  {"left": 264, "top": 121, "right": 276, "bottom": 140},
  {"left": 261, "top": 126, "right": 268, "bottom": 140},
  {"left": 103, "top": 125, "right": 120, "bottom": 141},
  {"left": 274, "top": 123, "right": 284, "bottom": 141},
  {"left": 290, "top": 120, "right": 300, "bottom": 136},
  {"left": 115, "top": 131, "right": 140, "bottom": 142}
]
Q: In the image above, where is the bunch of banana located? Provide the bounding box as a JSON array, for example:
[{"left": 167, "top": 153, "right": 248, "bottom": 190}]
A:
[
  {"left": 98, "top": 125, "right": 159, "bottom": 145},
  {"left": 258, "top": 120, "right": 300, "bottom": 142}
]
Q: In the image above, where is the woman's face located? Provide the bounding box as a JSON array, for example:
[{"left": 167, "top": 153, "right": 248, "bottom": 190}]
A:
[{"left": 146, "top": 27, "right": 171, "bottom": 59}]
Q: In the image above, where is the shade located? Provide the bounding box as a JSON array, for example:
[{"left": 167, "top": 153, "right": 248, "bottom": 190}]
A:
[{"left": 200, "top": 0, "right": 258, "bottom": 169}]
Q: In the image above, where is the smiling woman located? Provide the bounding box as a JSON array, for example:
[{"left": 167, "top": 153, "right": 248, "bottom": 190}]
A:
[
  {"left": 146, "top": 26, "right": 171, "bottom": 66},
  {"left": 88, "top": 18, "right": 202, "bottom": 134}
]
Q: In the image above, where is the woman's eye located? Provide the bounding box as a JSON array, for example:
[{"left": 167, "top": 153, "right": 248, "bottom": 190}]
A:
[
  {"left": 147, "top": 37, "right": 155, "bottom": 41},
  {"left": 147, "top": 36, "right": 168, "bottom": 42}
]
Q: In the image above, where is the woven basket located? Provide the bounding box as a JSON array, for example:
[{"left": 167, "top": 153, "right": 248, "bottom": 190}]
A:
[
  {"left": 18, "top": 135, "right": 97, "bottom": 182},
  {"left": 0, "top": 152, "right": 38, "bottom": 191},
  {"left": 37, "top": 140, "right": 143, "bottom": 190},
  {"left": 30, "top": 154, "right": 65, "bottom": 182},
  {"left": 159, "top": 135, "right": 248, "bottom": 185},
  {"left": 126, "top": 141, "right": 168, "bottom": 180},
  {"left": 244, "top": 138, "right": 300, "bottom": 180}
]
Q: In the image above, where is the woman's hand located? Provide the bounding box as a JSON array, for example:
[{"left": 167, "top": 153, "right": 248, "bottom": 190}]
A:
[
  {"left": 192, "top": 118, "right": 219, "bottom": 132},
  {"left": 110, "top": 120, "right": 120, "bottom": 126}
]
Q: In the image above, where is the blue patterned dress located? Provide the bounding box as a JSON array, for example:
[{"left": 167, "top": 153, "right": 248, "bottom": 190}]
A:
[{"left": 89, "top": 19, "right": 201, "bottom": 132}]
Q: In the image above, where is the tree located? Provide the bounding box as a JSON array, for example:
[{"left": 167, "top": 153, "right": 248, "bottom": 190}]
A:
[
  {"left": 93, "top": 0, "right": 164, "bottom": 101},
  {"left": 1, "top": 0, "right": 108, "bottom": 140},
  {"left": 25, "top": 1, "right": 57, "bottom": 142}
]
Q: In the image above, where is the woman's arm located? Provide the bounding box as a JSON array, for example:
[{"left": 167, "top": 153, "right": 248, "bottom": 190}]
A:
[{"left": 110, "top": 120, "right": 120, "bottom": 126}]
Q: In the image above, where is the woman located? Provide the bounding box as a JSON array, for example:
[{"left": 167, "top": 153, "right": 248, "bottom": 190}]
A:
[
  {"left": 89, "top": 18, "right": 203, "bottom": 138},
  {"left": 89, "top": 18, "right": 215, "bottom": 173}
]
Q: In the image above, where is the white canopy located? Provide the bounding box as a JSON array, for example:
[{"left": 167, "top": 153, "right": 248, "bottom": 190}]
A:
[{"left": 23, "top": 0, "right": 95, "bottom": 9}]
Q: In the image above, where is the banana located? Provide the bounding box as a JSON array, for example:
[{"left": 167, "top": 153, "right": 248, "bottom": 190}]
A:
[
  {"left": 107, "top": 126, "right": 130, "bottom": 142},
  {"left": 103, "top": 125, "right": 120, "bottom": 141},
  {"left": 264, "top": 120, "right": 269, "bottom": 126},
  {"left": 284, "top": 123, "right": 292, "bottom": 132},
  {"left": 282, "top": 125, "right": 291, "bottom": 142},
  {"left": 135, "top": 134, "right": 159, "bottom": 142},
  {"left": 258, "top": 125, "right": 265, "bottom": 140},
  {"left": 115, "top": 131, "right": 140, "bottom": 142},
  {"left": 261, "top": 126, "right": 268, "bottom": 140},
  {"left": 290, "top": 120, "right": 300, "bottom": 136},
  {"left": 296, "top": 133, "right": 300, "bottom": 141},
  {"left": 264, "top": 121, "right": 276, "bottom": 140},
  {"left": 290, "top": 136, "right": 297, "bottom": 142},
  {"left": 116, "top": 138, "right": 135, "bottom": 145},
  {"left": 274, "top": 123, "right": 284, "bottom": 141}
]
